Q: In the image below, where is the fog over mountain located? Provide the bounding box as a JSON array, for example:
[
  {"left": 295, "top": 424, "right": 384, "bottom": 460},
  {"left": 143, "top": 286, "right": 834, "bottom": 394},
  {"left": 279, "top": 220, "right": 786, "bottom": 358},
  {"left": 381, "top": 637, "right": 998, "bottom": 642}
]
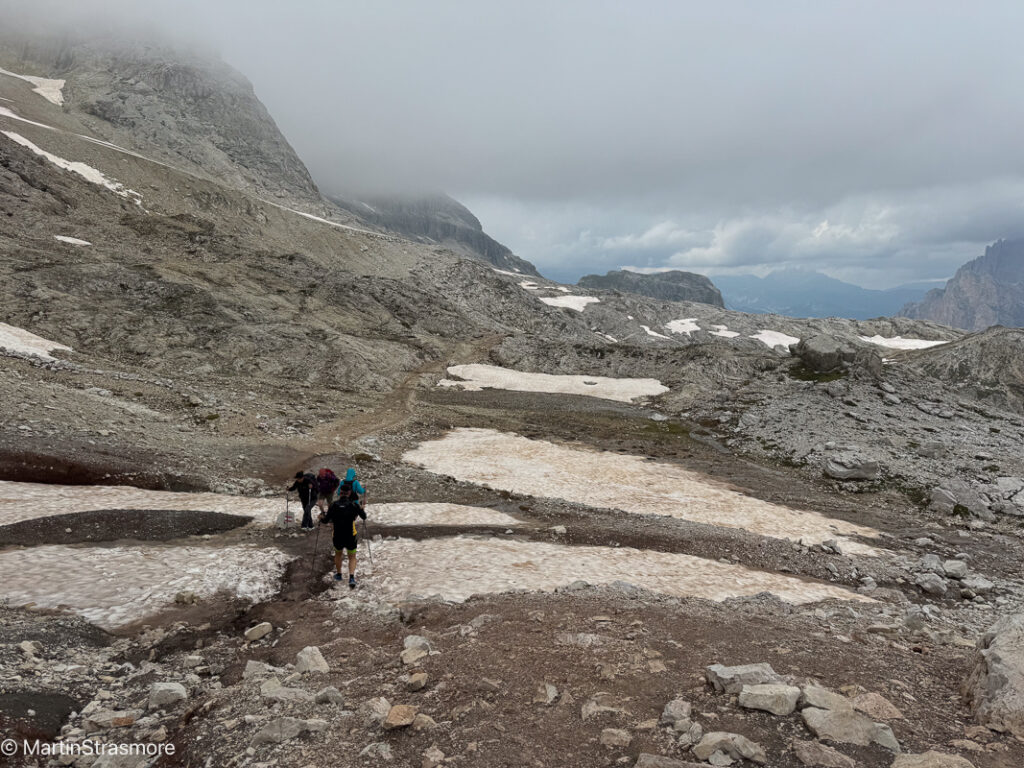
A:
[{"left": 5, "top": 0, "right": 1024, "bottom": 290}]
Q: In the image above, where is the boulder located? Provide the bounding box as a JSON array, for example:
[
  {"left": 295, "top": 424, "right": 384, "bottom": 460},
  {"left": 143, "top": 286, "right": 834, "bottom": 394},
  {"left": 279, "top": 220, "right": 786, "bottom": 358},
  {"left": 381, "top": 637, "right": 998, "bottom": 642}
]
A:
[
  {"left": 706, "top": 663, "right": 780, "bottom": 694},
  {"left": 260, "top": 678, "right": 313, "bottom": 703},
  {"left": 295, "top": 646, "right": 329, "bottom": 674},
  {"left": 929, "top": 481, "right": 994, "bottom": 520},
  {"left": 242, "top": 660, "right": 275, "bottom": 679},
  {"left": 800, "top": 685, "right": 853, "bottom": 712},
  {"left": 384, "top": 704, "right": 418, "bottom": 730},
  {"left": 891, "top": 752, "right": 976, "bottom": 768},
  {"left": 401, "top": 647, "right": 429, "bottom": 665},
  {"left": 693, "top": 732, "right": 767, "bottom": 764},
  {"left": 791, "top": 335, "right": 857, "bottom": 373},
  {"left": 962, "top": 612, "right": 1024, "bottom": 737},
  {"left": 408, "top": 672, "right": 429, "bottom": 692},
  {"left": 850, "top": 692, "right": 903, "bottom": 720},
  {"left": 824, "top": 452, "right": 881, "bottom": 481},
  {"left": 581, "top": 692, "right": 624, "bottom": 720},
  {"left": 801, "top": 707, "right": 900, "bottom": 752},
  {"left": 361, "top": 697, "right": 392, "bottom": 726},
  {"left": 244, "top": 622, "right": 273, "bottom": 642},
  {"left": 148, "top": 682, "right": 187, "bottom": 710},
  {"left": 660, "top": 697, "right": 692, "bottom": 724},
  {"left": 944, "top": 560, "right": 969, "bottom": 579},
  {"left": 600, "top": 728, "right": 632, "bottom": 748},
  {"left": 634, "top": 755, "right": 707, "bottom": 768},
  {"left": 314, "top": 686, "right": 345, "bottom": 706},
  {"left": 791, "top": 739, "right": 855, "bottom": 768},
  {"left": 422, "top": 746, "right": 446, "bottom": 768},
  {"left": 738, "top": 684, "right": 801, "bottom": 716},
  {"left": 534, "top": 683, "right": 558, "bottom": 705},
  {"left": 915, "top": 573, "right": 948, "bottom": 596},
  {"left": 961, "top": 574, "right": 994, "bottom": 595},
  {"left": 250, "top": 717, "right": 325, "bottom": 746}
]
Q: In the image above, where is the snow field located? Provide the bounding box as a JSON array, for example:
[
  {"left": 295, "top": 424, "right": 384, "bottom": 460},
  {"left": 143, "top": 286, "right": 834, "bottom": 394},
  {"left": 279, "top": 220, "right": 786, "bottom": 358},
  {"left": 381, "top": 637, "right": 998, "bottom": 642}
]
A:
[
  {"left": 858, "top": 335, "right": 947, "bottom": 350},
  {"left": 438, "top": 363, "right": 668, "bottom": 403},
  {"left": 371, "top": 503, "right": 525, "bottom": 527},
  {"left": 666, "top": 318, "right": 700, "bottom": 335},
  {"left": 0, "top": 543, "right": 290, "bottom": 629},
  {"left": 403, "top": 428, "right": 879, "bottom": 554},
  {"left": 751, "top": 330, "right": 800, "bottom": 349},
  {"left": 54, "top": 236, "right": 91, "bottom": 246},
  {"left": 540, "top": 296, "right": 601, "bottom": 312},
  {"left": 369, "top": 536, "right": 872, "bottom": 605},
  {"left": 0, "top": 67, "right": 65, "bottom": 105},
  {"left": 0, "top": 322, "right": 71, "bottom": 361}
]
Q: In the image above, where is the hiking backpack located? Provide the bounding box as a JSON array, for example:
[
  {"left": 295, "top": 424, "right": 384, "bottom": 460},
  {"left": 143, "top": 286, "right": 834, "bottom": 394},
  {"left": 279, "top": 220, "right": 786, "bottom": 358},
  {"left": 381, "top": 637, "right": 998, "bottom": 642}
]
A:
[{"left": 317, "top": 468, "right": 339, "bottom": 495}]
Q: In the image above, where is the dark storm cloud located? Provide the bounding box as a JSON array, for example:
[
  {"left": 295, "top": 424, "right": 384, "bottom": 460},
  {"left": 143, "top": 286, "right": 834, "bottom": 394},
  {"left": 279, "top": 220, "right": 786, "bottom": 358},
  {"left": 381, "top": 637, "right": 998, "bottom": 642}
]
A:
[{"left": 5, "top": 0, "right": 1024, "bottom": 285}]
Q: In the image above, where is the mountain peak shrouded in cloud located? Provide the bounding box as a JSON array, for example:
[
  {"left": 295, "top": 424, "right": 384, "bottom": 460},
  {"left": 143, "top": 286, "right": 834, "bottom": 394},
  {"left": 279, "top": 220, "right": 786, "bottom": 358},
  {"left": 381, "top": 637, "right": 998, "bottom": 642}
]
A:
[{"left": 4, "top": 0, "right": 1024, "bottom": 288}]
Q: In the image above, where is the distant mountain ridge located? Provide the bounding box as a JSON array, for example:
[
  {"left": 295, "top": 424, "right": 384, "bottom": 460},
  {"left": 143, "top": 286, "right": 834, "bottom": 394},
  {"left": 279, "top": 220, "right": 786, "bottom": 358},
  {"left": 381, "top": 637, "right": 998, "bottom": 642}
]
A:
[
  {"left": 900, "top": 239, "right": 1024, "bottom": 331},
  {"left": 577, "top": 269, "right": 725, "bottom": 307},
  {"left": 327, "top": 192, "right": 539, "bottom": 275},
  {"left": 713, "top": 269, "right": 930, "bottom": 320}
]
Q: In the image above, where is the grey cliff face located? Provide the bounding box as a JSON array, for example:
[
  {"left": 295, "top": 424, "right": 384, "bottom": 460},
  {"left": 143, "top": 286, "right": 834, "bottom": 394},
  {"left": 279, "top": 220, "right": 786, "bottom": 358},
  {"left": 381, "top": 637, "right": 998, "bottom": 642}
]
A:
[
  {"left": 901, "top": 239, "right": 1024, "bottom": 331},
  {"left": 328, "top": 192, "right": 539, "bottom": 275},
  {"left": 577, "top": 269, "right": 725, "bottom": 308}
]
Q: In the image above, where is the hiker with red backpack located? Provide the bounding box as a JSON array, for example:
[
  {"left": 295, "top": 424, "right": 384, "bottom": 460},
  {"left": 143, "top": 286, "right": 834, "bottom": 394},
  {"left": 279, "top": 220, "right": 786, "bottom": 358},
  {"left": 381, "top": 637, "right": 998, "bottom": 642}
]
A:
[{"left": 315, "top": 467, "right": 340, "bottom": 515}]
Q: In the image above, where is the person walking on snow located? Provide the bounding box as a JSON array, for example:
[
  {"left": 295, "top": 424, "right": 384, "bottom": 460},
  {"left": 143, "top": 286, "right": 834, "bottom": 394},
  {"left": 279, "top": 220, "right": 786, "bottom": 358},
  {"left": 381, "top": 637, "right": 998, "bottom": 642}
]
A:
[
  {"left": 319, "top": 485, "right": 366, "bottom": 588},
  {"left": 340, "top": 467, "right": 366, "bottom": 508},
  {"left": 287, "top": 470, "right": 318, "bottom": 529},
  {"left": 315, "top": 467, "right": 340, "bottom": 516}
]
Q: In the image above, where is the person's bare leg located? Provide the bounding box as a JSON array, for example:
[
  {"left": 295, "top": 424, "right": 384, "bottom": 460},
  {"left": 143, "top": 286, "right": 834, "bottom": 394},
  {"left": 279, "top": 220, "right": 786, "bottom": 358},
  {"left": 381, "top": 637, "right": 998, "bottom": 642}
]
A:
[
  {"left": 348, "top": 551, "right": 357, "bottom": 577},
  {"left": 334, "top": 550, "right": 343, "bottom": 575}
]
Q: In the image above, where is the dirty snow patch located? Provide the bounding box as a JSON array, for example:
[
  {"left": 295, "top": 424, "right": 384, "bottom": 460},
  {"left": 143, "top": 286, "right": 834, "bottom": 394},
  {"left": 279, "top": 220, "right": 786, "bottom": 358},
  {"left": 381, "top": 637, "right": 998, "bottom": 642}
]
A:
[
  {"left": 371, "top": 503, "right": 524, "bottom": 528},
  {"left": 554, "top": 286, "right": 572, "bottom": 292},
  {"left": 641, "top": 325, "right": 671, "bottom": 340},
  {"left": 0, "top": 543, "right": 290, "bottom": 629},
  {"left": 0, "top": 480, "right": 282, "bottom": 527},
  {"left": 666, "top": 318, "right": 700, "bottom": 336},
  {"left": 439, "top": 364, "right": 668, "bottom": 402},
  {"left": 371, "top": 537, "right": 871, "bottom": 605},
  {"left": 858, "top": 335, "right": 947, "bottom": 350},
  {"left": 54, "top": 235, "right": 91, "bottom": 246},
  {"left": 1, "top": 131, "right": 142, "bottom": 203},
  {"left": 0, "top": 322, "right": 70, "bottom": 361},
  {"left": 751, "top": 330, "right": 800, "bottom": 350},
  {"left": 403, "top": 429, "right": 879, "bottom": 553},
  {"left": 540, "top": 296, "right": 600, "bottom": 312},
  {"left": 519, "top": 281, "right": 539, "bottom": 290},
  {"left": 710, "top": 325, "right": 740, "bottom": 338},
  {"left": 491, "top": 268, "right": 523, "bottom": 276},
  {"left": 0, "top": 105, "right": 55, "bottom": 130},
  {"left": 0, "top": 67, "right": 65, "bottom": 105}
]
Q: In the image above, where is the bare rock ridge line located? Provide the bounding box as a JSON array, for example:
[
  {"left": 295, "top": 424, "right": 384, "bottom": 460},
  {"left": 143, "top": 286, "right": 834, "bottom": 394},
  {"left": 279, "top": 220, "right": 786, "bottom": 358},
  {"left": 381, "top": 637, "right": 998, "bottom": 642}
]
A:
[
  {"left": 901, "top": 238, "right": 1024, "bottom": 331},
  {"left": 577, "top": 269, "right": 726, "bottom": 308}
]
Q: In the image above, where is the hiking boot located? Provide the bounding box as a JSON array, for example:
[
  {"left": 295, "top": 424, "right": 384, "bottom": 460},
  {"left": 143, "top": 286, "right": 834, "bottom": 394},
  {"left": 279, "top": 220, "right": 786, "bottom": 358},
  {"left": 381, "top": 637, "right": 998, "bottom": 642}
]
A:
[
  {"left": 333, "top": 572, "right": 343, "bottom": 581},
  {"left": 348, "top": 575, "right": 356, "bottom": 590}
]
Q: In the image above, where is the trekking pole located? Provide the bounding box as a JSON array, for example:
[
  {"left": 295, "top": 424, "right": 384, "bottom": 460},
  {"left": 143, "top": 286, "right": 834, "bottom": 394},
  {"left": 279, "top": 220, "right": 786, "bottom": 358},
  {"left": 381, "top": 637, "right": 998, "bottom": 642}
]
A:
[
  {"left": 310, "top": 521, "right": 322, "bottom": 576},
  {"left": 362, "top": 493, "right": 374, "bottom": 570},
  {"left": 285, "top": 493, "right": 290, "bottom": 527}
]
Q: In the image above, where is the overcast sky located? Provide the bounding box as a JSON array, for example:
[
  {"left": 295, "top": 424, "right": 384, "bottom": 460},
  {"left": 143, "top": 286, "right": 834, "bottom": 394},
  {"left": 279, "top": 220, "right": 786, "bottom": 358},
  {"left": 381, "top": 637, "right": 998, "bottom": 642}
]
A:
[{"left": 9, "top": 0, "right": 1024, "bottom": 286}]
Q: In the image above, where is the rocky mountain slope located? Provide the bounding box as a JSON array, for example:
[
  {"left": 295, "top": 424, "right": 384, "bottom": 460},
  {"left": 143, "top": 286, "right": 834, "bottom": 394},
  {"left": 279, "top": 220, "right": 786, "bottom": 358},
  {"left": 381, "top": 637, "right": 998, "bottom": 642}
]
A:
[
  {"left": 901, "top": 239, "right": 1024, "bottom": 330},
  {"left": 577, "top": 269, "right": 725, "bottom": 307},
  {"left": 328, "top": 192, "right": 539, "bottom": 275},
  {"left": 3, "top": 32, "right": 1024, "bottom": 768}
]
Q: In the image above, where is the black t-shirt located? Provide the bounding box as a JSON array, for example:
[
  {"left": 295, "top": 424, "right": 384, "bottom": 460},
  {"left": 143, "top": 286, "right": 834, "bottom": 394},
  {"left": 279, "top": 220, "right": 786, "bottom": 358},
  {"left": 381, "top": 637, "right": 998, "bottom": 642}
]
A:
[
  {"left": 288, "top": 473, "right": 317, "bottom": 500},
  {"left": 321, "top": 498, "right": 366, "bottom": 538}
]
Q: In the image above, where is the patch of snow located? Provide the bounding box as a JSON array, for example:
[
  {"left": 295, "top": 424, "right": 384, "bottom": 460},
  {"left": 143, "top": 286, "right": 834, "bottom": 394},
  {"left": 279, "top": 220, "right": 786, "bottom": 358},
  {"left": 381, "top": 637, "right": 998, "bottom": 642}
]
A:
[
  {"left": 403, "top": 429, "right": 880, "bottom": 554},
  {"left": 709, "top": 324, "right": 740, "bottom": 338},
  {"left": 665, "top": 318, "right": 700, "bottom": 335},
  {"left": 641, "top": 325, "right": 671, "bottom": 340},
  {"left": 540, "top": 296, "right": 600, "bottom": 312},
  {"left": 370, "top": 536, "right": 872, "bottom": 605},
  {"left": 858, "top": 335, "right": 947, "bottom": 350},
  {"left": 1, "top": 131, "right": 142, "bottom": 203},
  {"left": 554, "top": 286, "right": 572, "bottom": 292},
  {"left": 277, "top": 205, "right": 377, "bottom": 235},
  {"left": 371, "top": 503, "right": 524, "bottom": 528},
  {"left": 519, "top": 281, "right": 539, "bottom": 290},
  {"left": 601, "top": 333, "right": 618, "bottom": 343},
  {"left": 0, "top": 105, "right": 55, "bottom": 130},
  {"left": 491, "top": 268, "right": 523, "bottom": 277},
  {"left": 0, "top": 322, "right": 70, "bottom": 361},
  {"left": 751, "top": 330, "right": 800, "bottom": 350},
  {"left": 0, "top": 67, "right": 65, "bottom": 105},
  {"left": 0, "top": 480, "right": 281, "bottom": 527},
  {"left": 53, "top": 235, "right": 91, "bottom": 246},
  {"left": 0, "top": 543, "right": 290, "bottom": 629},
  {"left": 627, "top": 315, "right": 634, "bottom": 320},
  {"left": 440, "top": 363, "right": 668, "bottom": 402}
]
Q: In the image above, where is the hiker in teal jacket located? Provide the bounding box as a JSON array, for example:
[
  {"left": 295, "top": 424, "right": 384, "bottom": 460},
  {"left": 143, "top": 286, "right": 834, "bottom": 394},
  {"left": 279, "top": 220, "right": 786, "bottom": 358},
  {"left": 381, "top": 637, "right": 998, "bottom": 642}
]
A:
[{"left": 343, "top": 468, "right": 366, "bottom": 507}]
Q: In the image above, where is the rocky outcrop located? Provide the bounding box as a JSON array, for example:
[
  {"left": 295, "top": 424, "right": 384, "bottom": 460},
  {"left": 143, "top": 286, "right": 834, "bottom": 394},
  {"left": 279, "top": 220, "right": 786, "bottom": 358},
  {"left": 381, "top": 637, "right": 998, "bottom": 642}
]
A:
[
  {"left": 963, "top": 612, "right": 1024, "bottom": 737},
  {"left": 577, "top": 270, "right": 725, "bottom": 308},
  {"left": 901, "top": 239, "right": 1024, "bottom": 331},
  {"left": 329, "top": 192, "right": 539, "bottom": 275},
  {"left": 905, "top": 327, "right": 1024, "bottom": 414}
]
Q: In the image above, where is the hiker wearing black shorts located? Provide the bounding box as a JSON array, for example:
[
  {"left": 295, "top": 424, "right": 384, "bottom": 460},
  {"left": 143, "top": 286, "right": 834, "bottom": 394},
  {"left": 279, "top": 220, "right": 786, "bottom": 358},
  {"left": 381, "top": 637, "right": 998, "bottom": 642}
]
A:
[
  {"left": 319, "top": 486, "right": 367, "bottom": 589},
  {"left": 287, "top": 471, "right": 318, "bottom": 529}
]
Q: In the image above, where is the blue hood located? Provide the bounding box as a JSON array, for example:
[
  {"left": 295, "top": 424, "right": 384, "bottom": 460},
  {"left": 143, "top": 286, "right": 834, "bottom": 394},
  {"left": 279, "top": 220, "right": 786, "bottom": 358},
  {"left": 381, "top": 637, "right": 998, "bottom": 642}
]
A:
[{"left": 345, "top": 468, "right": 356, "bottom": 481}]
